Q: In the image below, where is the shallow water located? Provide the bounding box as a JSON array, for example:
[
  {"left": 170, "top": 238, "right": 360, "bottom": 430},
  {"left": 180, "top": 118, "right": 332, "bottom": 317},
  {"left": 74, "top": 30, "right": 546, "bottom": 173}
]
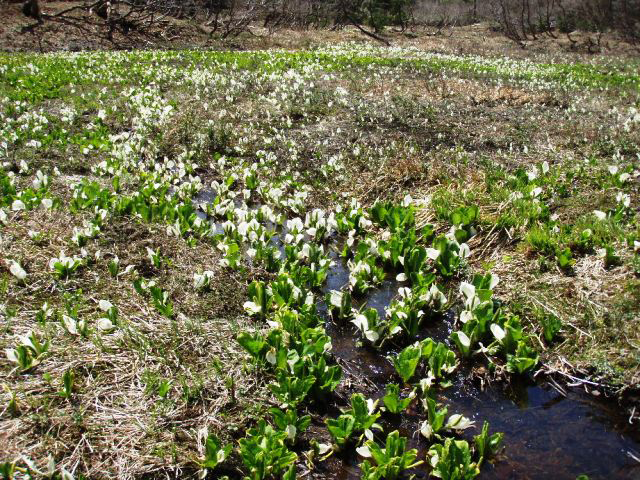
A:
[
  {"left": 193, "top": 190, "right": 640, "bottom": 479},
  {"left": 321, "top": 256, "right": 640, "bottom": 480}
]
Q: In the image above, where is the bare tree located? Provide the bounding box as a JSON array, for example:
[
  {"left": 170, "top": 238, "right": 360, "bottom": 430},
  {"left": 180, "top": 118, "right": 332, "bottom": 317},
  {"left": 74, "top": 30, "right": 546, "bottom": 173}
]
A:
[
  {"left": 22, "top": 0, "right": 42, "bottom": 22},
  {"left": 491, "top": 0, "right": 640, "bottom": 46}
]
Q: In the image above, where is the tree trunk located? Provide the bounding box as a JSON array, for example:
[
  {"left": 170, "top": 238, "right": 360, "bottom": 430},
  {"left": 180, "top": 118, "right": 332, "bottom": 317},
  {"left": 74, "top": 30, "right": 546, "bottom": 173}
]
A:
[{"left": 23, "top": 0, "right": 42, "bottom": 22}]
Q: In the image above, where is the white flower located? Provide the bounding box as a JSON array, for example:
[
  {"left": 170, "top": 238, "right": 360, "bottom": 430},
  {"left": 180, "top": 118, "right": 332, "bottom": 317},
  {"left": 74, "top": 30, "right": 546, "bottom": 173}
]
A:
[
  {"left": 317, "top": 443, "right": 332, "bottom": 455},
  {"left": 61, "top": 468, "right": 75, "bottom": 480},
  {"left": 11, "top": 199, "right": 25, "bottom": 211},
  {"left": 608, "top": 165, "right": 619, "bottom": 175},
  {"left": 286, "top": 217, "right": 304, "bottom": 233},
  {"left": 329, "top": 290, "right": 342, "bottom": 308},
  {"left": 490, "top": 324, "right": 506, "bottom": 341},
  {"left": 352, "top": 314, "right": 368, "bottom": 331},
  {"left": 445, "top": 414, "right": 475, "bottom": 431},
  {"left": 63, "top": 315, "right": 78, "bottom": 335},
  {"left": 366, "top": 398, "right": 377, "bottom": 414},
  {"left": 97, "top": 318, "right": 114, "bottom": 331},
  {"left": 593, "top": 210, "right": 607, "bottom": 221},
  {"left": 49, "top": 251, "right": 80, "bottom": 271},
  {"left": 402, "top": 194, "right": 412, "bottom": 207},
  {"left": 426, "top": 248, "right": 440, "bottom": 260},
  {"left": 6, "top": 348, "right": 18, "bottom": 363},
  {"left": 510, "top": 191, "right": 524, "bottom": 203},
  {"left": 541, "top": 161, "right": 549, "bottom": 174},
  {"left": 460, "top": 282, "right": 475, "bottom": 300},
  {"left": 619, "top": 172, "right": 630, "bottom": 183},
  {"left": 396, "top": 272, "right": 407, "bottom": 282},
  {"left": 616, "top": 192, "right": 631, "bottom": 208},
  {"left": 420, "top": 373, "right": 435, "bottom": 391},
  {"left": 194, "top": 271, "right": 214, "bottom": 289},
  {"left": 455, "top": 331, "right": 471, "bottom": 348},
  {"left": 460, "top": 310, "right": 473, "bottom": 324},
  {"left": 39, "top": 302, "right": 52, "bottom": 318},
  {"left": 33, "top": 170, "right": 49, "bottom": 189},
  {"left": 398, "top": 287, "right": 411, "bottom": 299},
  {"left": 243, "top": 301, "right": 262, "bottom": 315},
  {"left": 358, "top": 216, "right": 372, "bottom": 229},
  {"left": 427, "top": 284, "right": 447, "bottom": 307},
  {"left": 9, "top": 260, "right": 26, "bottom": 280},
  {"left": 356, "top": 446, "right": 371, "bottom": 458},
  {"left": 265, "top": 348, "right": 277, "bottom": 365},
  {"left": 98, "top": 300, "right": 113, "bottom": 312},
  {"left": 364, "top": 329, "right": 379, "bottom": 342},
  {"left": 389, "top": 325, "right": 403, "bottom": 335},
  {"left": 420, "top": 420, "right": 434, "bottom": 439}
]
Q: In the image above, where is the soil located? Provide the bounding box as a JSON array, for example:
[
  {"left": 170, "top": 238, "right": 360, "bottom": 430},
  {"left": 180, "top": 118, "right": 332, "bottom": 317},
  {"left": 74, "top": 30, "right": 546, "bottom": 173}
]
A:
[{"left": 1, "top": 1, "right": 639, "bottom": 59}]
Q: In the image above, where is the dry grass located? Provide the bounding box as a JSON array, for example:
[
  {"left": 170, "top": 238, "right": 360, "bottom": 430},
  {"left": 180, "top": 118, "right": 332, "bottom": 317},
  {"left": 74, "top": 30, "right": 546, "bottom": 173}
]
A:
[{"left": 1, "top": 201, "right": 267, "bottom": 477}]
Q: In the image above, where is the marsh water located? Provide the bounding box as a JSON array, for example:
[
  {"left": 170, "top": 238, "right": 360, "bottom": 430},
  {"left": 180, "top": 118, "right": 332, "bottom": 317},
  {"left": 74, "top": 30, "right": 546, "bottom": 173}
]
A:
[
  {"left": 194, "top": 194, "right": 640, "bottom": 479},
  {"left": 318, "top": 254, "right": 640, "bottom": 480}
]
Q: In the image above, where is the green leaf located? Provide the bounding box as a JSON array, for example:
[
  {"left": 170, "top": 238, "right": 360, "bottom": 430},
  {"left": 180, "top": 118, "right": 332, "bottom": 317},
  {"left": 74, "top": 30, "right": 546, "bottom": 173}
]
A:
[
  {"left": 450, "top": 331, "right": 471, "bottom": 357},
  {"left": 237, "top": 332, "right": 266, "bottom": 360},
  {"left": 269, "top": 373, "right": 315, "bottom": 407},
  {"left": 422, "top": 395, "right": 447, "bottom": 439},
  {"left": 202, "top": 434, "right": 232, "bottom": 469},
  {"left": 474, "top": 421, "right": 504, "bottom": 465},
  {"left": 392, "top": 343, "right": 422, "bottom": 383},
  {"left": 540, "top": 313, "right": 562, "bottom": 344},
  {"left": 428, "top": 438, "right": 479, "bottom": 480},
  {"left": 327, "top": 414, "right": 356, "bottom": 448},
  {"left": 58, "top": 368, "right": 74, "bottom": 399},
  {"left": 506, "top": 340, "right": 539, "bottom": 374},
  {"left": 358, "top": 430, "right": 423, "bottom": 480},
  {"left": 282, "top": 465, "right": 297, "bottom": 480},
  {"left": 382, "top": 383, "right": 413, "bottom": 414},
  {"left": 556, "top": 247, "right": 574, "bottom": 270}
]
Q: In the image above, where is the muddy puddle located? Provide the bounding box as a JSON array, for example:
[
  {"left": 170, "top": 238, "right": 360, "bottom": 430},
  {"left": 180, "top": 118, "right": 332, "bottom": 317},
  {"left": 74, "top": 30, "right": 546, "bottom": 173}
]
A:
[{"left": 320, "top": 255, "right": 640, "bottom": 480}]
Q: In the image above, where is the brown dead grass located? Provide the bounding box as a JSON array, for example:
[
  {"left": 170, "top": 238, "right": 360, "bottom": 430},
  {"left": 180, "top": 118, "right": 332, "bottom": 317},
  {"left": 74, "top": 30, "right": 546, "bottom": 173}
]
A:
[{"left": 0, "top": 197, "right": 265, "bottom": 477}]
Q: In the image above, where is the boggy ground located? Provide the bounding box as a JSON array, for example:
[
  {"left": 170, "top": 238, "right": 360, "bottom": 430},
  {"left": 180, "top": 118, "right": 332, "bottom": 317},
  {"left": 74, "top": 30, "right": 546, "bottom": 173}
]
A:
[{"left": 0, "top": 26, "right": 639, "bottom": 480}]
